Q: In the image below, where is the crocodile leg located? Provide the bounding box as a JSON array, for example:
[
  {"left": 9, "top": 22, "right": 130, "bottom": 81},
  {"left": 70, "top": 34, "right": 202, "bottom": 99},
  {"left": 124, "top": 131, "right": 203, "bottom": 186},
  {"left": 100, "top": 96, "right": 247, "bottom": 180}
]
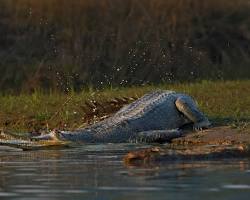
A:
[
  {"left": 130, "top": 129, "right": 182, "bottom": 143},
  {"left": 175, "top": 97, "right": 211, "bottom": 130}
]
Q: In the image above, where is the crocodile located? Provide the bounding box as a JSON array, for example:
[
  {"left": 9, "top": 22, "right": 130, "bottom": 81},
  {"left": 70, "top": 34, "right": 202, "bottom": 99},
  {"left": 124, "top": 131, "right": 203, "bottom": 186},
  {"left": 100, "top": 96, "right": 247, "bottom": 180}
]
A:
[{"left": 31, "top": 90, "right": 211, "bottom": 143}]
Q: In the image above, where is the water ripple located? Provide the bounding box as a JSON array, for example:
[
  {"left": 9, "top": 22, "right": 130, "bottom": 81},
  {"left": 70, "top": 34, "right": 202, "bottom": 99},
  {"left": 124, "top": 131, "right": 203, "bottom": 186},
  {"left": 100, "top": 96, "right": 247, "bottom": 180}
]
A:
[{"left": 222, "top": 184, "right": 250, "bottom": 189}]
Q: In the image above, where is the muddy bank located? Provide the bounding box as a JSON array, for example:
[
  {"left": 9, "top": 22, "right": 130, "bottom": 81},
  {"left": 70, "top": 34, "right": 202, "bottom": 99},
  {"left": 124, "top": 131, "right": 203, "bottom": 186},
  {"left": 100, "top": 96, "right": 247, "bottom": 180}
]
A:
[{"left": 124, "top": 126, "right": 250, "bottom": 165}]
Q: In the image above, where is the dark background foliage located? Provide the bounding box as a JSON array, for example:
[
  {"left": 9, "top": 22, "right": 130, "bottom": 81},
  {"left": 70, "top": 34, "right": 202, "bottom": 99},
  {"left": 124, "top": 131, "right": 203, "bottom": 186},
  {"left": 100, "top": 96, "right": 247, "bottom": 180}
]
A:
[{"left": 0, "top": 0, "right": 250, "bottom": 93}]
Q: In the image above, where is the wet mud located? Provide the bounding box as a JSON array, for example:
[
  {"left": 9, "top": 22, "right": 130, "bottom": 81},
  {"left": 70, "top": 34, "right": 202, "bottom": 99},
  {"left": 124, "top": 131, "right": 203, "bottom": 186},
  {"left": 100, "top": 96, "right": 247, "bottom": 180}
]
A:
[{"left": 124, "top": 126, "right": 250, "bottom": 166}]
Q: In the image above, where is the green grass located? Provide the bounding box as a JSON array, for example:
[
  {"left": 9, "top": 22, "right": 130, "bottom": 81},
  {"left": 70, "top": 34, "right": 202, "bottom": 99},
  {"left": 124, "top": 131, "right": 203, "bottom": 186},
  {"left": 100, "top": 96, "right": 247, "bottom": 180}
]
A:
[{"left": 0, "top": 80, "right": 249, "bottom": 133}]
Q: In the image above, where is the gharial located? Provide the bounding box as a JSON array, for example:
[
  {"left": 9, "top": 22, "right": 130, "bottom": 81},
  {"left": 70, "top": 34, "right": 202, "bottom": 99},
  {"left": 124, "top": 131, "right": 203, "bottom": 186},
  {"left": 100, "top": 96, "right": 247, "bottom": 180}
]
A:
[{"left": 31, "top": 90, "right": 211, "bottom": 143}]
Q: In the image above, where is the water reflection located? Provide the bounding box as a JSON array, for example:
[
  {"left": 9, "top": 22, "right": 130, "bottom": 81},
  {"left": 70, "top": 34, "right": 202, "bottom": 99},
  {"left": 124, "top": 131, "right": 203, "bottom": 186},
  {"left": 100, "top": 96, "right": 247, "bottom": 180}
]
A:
[{"left": 0, "top": 144, "right": 250, "bottom": 200}]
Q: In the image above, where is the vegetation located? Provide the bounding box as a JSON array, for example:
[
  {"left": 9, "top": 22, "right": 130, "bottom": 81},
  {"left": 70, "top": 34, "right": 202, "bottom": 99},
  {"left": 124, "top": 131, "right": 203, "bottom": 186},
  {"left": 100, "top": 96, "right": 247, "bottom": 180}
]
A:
[
  {"left": 0, "top": 0, "right": 250, "bottom": 93},
  {"left": 0, "top": 80, "right": 249, "bottom": 133},
  {"left": 0, "top": 1, "right": 249, "bottom": 134}
]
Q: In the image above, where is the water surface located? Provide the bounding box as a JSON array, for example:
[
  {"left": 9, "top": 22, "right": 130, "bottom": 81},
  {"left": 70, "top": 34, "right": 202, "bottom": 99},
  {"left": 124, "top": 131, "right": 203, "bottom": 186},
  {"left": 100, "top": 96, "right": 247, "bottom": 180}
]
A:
[{"left": 1, "top": 144, "right": 250, "bottom": 200}]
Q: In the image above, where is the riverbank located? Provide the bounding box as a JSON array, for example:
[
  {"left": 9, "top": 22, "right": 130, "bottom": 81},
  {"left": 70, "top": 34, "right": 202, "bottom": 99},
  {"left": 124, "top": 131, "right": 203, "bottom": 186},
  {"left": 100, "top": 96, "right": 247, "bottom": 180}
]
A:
[
  {"left": 124, "top": 126, "right": 250, "bottom": 166},
  {"left": 0, "top": 80, "right": 249, "bottom": 159},
  {"left": 0, "top": 80, "right": 249, "bottom": 134}
]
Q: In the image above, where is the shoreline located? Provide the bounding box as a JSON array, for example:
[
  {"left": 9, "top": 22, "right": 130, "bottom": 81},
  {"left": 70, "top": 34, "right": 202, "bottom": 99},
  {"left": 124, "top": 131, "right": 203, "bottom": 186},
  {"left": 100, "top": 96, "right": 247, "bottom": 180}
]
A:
[{"left": 124, "top": 126, "right": 250, "bottom": 166}]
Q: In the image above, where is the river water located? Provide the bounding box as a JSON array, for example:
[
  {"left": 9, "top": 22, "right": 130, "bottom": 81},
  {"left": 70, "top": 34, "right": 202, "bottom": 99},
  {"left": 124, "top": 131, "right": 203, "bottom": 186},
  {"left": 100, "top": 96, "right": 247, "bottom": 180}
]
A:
[{"left": 0, "top": 144, "right": 250, "bottom": 200}]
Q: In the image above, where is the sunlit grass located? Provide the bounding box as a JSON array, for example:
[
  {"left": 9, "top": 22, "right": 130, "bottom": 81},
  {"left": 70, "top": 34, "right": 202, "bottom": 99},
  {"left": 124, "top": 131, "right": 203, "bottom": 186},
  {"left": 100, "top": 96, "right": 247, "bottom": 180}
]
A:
[{"left": 0, "top": 80, "right": 249, "bottom": 133}]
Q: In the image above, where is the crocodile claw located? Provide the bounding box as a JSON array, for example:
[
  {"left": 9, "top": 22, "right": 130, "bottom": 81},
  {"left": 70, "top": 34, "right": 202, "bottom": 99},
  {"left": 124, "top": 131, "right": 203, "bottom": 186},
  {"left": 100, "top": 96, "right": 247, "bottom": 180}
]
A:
[{"left": 193, "top": 120, "right": 211, "bottom": 132}]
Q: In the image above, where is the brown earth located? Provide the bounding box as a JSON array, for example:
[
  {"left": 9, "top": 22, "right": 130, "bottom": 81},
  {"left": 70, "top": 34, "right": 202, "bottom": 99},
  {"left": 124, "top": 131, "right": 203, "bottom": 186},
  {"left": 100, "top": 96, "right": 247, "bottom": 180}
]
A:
[{"left": 124, "top": 126, "right": 250, "bottom": 166}]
